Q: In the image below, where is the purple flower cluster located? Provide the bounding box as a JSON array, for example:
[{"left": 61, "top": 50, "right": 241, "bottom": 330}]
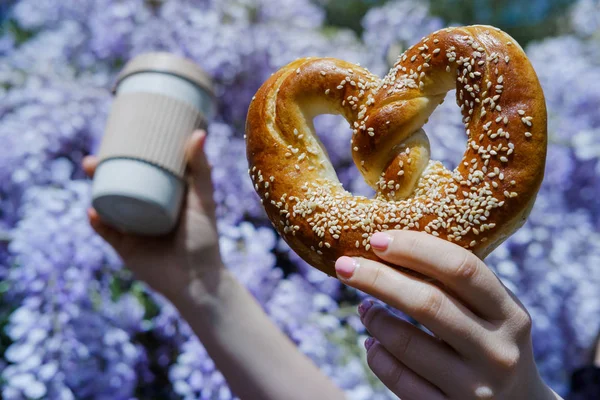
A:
[
  {"left": 0, "top": 77, "right": 111, "bottom": 228},
  {"left": 1, "top": 182, "right": 140, "bottom": 399},
  {"left": 0, "top": 0, "right": 599, "bottom": 398},
  {"left": 525, "top": 29, "right": 600, "bottom": 227},
  {"left": 570, "top": 0, "right": 600, "bottom": 38}
]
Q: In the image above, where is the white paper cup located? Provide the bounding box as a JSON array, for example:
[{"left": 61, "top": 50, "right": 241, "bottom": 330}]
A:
[{"left": 92, "top": 53, "right": 214, "bottom": 235}]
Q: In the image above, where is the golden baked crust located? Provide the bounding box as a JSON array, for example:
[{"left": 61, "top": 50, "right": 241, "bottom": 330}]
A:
[{"left": 245, "top": 25, "right": 547, "bottom": 277}]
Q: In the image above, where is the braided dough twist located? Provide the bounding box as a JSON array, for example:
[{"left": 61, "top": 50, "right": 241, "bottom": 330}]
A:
[{"left": 246, "top": 25, "right": 547, "bottom": 277}]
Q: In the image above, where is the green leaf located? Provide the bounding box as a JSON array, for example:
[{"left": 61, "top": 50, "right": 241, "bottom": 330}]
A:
[{"left": 5, "top": 19, "right": 36, "bottom": 45}]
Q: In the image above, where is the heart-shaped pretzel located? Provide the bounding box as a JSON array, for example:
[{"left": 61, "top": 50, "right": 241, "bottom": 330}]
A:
[{"left": 246, "top": 25, "right": 547, "bottom": 277}]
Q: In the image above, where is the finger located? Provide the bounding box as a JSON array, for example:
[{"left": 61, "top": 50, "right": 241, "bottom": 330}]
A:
[
  {"left": 369, "top": 230, "right": 515, "bottom": 320},
  {"left": 87, "top": 208, "right": 126, "bottom": 253},
  {"left": 365, "top": 339, "right": 446, "bottom": 400},
  {"left": 184, "top": 130, "right": 217, "bottom": 217},
  {"left": 336, "top": 256, "right": 488, "bottom": 357},
  {"left": 360, "top": 301, "right": 474, "bottom": 397},
  {"left": 82, "top": 156, "right": 99, "bottom": 178},
  {"left": 185, "top": 129, "right": 210, "bottom": 179},
  {"left": 185, "top": 130, "right": 213, "bottom": 192}
]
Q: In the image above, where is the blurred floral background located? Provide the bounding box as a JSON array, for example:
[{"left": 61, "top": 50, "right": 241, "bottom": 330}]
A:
[{"left": 0, "top": 0, "right": 599, "bottom": 399}]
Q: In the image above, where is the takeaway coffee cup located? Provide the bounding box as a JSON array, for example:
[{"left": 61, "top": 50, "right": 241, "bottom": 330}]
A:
[{"left": 91, "top": 52, "right": 214, "bottom": 235}]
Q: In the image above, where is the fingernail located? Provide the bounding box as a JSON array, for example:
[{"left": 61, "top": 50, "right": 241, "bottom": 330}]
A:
[
  {"left": 335, "top": 256, "right": 358, "bottom": 279},
  {"left": 358, "top": 299, "right": 374, "bottom": 316},
  {"left": 364, "top": 337, "right": 375, "bottom": 351},
  {"left": 370, "top": 232, "right": 391, "bottom": 251}
]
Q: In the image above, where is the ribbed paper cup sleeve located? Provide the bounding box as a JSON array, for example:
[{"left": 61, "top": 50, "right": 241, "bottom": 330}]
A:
[{"left": 97, "top": 92, "right": 207, "bottom": 178}]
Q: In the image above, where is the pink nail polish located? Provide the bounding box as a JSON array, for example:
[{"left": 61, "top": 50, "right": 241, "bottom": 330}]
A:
[
  {"left": 335, "top": 256, "right": 357, "bottom": 279},
  {"left": 358, "top": 299, "right": 373, "bottom": 316},
  {"left": 364, "top": 337, "right": 375, "bottom": 351},
  {"left": 370, "top": 232, "right": 391, "bottom": 251}
]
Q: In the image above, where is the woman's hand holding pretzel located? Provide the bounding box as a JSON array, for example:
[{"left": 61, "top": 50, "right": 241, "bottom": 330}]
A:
[{"left": 335, "top": 231, "right": 561, "bottom": 400}]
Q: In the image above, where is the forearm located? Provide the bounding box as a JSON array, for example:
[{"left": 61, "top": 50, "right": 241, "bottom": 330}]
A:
[{"left": 171, "top": 267, "right": 345, "bottom": 400}]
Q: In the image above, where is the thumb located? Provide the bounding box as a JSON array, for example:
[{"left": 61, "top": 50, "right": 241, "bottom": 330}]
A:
[
  {"left": 186, "top": 129, "right": 209, "bottom": 173},
  {"left": 185, "top": 130, "right": 213, "bottom": 192}
]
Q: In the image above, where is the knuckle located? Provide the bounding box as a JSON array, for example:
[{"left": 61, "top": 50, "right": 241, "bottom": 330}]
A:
[
  {"left": 368, "top": 349, "right": 406, "bottom": 390},
  {"left": 453, "top": 252, "right": 480, "bottom": 281},
  {"left": 364, "top": 310, "right": 415, "bottom": 362},
  {"left": 415, "top": 285, "right": 445, "bottom": 319},
  {"left": 514, "top": 307, "right": 533, "bottom": 332},
  {"left": 387, "top": 363, "right": 406, "bottom": 391},
  {"left": 492, "top": 346, "right": 521, "bottom": 373},
  {"left": 396, "top": 331, "right": 414, "bottom": 361},
  {"left": 369, "top": 264, "right": 385, "bottom": 291},
  {"left": 362, "top": 304, "right": 384, "bottom": 330},
  {"left": 366, "top": 342, "right": 381, "bottom": 369},
  {"left": 405, "top": 233, "right": 422, "bottom": 260},
  {"left": 511, "top": 307, "right": 533, "bottom": 341}
]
